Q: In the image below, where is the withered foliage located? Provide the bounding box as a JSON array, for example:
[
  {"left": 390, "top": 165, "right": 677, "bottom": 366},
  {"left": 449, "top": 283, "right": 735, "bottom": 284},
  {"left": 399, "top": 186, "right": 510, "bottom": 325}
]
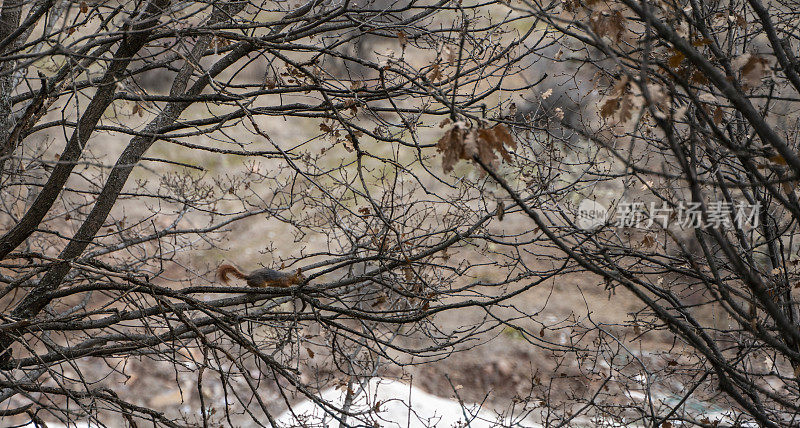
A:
[{"left": 437, "top": 122, "right": 516, "bottom": 173}]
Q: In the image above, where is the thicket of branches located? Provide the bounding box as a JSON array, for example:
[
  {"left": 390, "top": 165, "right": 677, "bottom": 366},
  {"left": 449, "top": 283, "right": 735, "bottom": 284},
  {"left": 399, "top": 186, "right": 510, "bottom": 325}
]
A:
[{"left": 1, "top": 0, "right": 799, "bottom": 425}]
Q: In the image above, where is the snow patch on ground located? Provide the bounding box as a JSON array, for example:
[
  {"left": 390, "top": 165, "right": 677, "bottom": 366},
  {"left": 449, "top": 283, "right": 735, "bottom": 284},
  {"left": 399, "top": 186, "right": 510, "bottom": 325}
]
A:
[{"left": 273, "top": 377, "right": 541, "bottom": 427}]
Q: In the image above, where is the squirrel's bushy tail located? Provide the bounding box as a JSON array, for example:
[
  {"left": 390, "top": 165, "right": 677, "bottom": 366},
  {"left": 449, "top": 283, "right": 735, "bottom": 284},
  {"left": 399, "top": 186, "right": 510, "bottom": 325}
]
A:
[{"left": 217, "top": 264, "right": 247, "bottom": 284}]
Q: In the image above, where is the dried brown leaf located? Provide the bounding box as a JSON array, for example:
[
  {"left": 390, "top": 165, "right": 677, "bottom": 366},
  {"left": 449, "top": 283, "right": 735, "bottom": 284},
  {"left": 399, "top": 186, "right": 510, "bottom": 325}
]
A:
[
  {"left": 690, "top": 71, "right": 709, "bottom": 85},
  {"left": 590, "top": 10, "right": 626, "bottom": 42},
  {"left": 496, "top": 200, "right": 505, "bottom": 221},
  {"left": 397, "top": 31, "right": 408, "bottom": 49},
  {"left": 600, "top": 98, "right": 619, "bottom": 118},
  {"left": 437, "top": 123, "right": 515, "bottom": 173},
  {"left": 735, "top": 53, "right": 769, "bottom": 89},
  {"left": 427, "top": 63, "right": 442, "bottom": 81},
  {"left": 618, "top": 94, "right": 635, "bottom": 123},
  {"left": 713, "top": 106, "right": 724, "bottom": 125},
  {"left": 769, "top": 154, "right": 787, "bottom": 165},
  {"left": 436, "top": 123, "right": 468, "bottom": 173},
  {"left": 668, "top": 51, "right": 685, "bottom": 68}
]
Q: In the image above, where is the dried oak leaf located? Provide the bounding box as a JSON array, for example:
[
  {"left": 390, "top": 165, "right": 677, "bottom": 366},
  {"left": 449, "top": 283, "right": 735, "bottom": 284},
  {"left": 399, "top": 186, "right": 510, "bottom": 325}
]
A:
[
  {"left": 590, "top": 10, "right": 625, "bottom": 42},
  {"left": 690, "top": 70, "right": 709, "bottom": 85},
  {"left": 734, "top": 53, "right": 769, "bottom": 89},
  {"left": 668, "top": 50, "right": 685, "bottom": 69},
  {"left": 600, "top": 75, "right": 631, "bottom": 120},
  {"left": 713, "top": 106, "right": 724, "bottom": 125},
  {"left": 397, "top": 31, "right": 408, "bottom": 49},
  {"left": 476, "top": 124, "right": 516, "bottom": 165},
  {"left": 474, "top": 130, "right": 499, "bottom": 168},
  {"left": 618, "top": 94, "right": 636, "bottom": 123},
  {"left": 600, "top": 97, "right": 620, "bottom": 118},
  {"left": 427, "top": 62, "right": 443, "bottom": 81},
  {"left": 436, "top": 121, "right": 469, "bottom": 173},
  {"left": 436, "top": 123, "right": 516, "bottom": 173}
]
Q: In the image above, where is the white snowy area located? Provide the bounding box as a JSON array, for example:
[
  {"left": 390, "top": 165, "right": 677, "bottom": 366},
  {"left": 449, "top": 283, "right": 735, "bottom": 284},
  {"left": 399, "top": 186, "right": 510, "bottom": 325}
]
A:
[
  {"left": 12, "top": 377, "right": 539, "bottom": 428},
  {"left": 13, "top": 377, "right": 758, "bottom": 427},
  {"left": 273, "top": 377, "right": 540, "bottom": 427}
]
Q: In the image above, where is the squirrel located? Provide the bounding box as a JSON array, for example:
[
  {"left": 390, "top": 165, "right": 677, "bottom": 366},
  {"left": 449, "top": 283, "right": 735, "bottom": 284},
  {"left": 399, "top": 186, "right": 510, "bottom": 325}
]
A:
[{"left": 217, "top": 264, "right": 305, "bottom": 288}]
